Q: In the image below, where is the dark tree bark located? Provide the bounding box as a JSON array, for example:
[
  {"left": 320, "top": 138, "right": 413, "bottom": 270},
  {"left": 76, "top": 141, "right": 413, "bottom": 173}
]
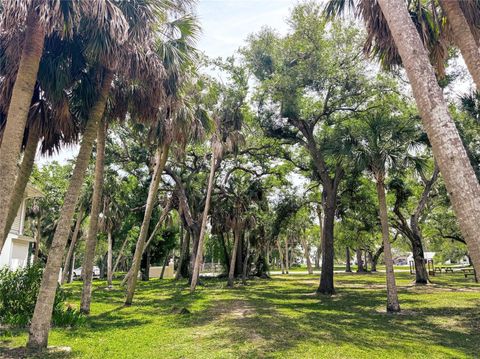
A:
[
  {"left": 345, "top": 247, "right": 352, "bottom": 272},
  {"left": 356, "top": 248, "right": 365, "bottom": 273}
]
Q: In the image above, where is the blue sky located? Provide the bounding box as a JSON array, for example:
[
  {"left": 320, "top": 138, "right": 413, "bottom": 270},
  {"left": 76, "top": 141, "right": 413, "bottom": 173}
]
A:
[
  {"left": 196, "top": 0, "right": 296, "bottom": 59},
  {"left": 38, "top": 0, "right": 298, "bottom": 164}
]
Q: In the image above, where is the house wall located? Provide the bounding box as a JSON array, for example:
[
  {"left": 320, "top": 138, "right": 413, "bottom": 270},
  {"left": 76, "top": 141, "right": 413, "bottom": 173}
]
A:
[{"left": 0, "top": 199, "right": 30, "bottom": 270}]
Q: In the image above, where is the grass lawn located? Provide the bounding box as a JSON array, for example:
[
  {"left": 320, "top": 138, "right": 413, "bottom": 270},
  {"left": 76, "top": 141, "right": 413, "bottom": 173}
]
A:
[{"left": 1, "top": 271, "right": 479, "bottom": 358}]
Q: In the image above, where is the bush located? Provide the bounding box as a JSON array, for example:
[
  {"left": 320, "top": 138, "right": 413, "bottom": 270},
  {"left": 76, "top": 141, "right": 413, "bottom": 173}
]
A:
[{"left": 0, "top": 264, "right": 83, "bottom": 327}]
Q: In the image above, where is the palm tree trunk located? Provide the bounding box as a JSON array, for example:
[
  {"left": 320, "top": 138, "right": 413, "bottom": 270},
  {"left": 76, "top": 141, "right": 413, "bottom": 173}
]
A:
[
  {"left": 377, "top": 0, "right": 480, "bottom": 276},
  {"left": 27, "top": 69, "right": 113, "bottom": 350},
  {"left": 3, "top": 127, "right": 39, "bottom": 242},
  {"left": 345, "top": 247, "right": 352, "bottom": 272},
  {"left": 81, "top": 118, "right": 107, "bottom": 314},
  {"left": 375, "top": 176, "right": 401, "bottom": 313},
  {"left": 125, "top": 143, "right": 170, "bottom": 305},
  {"left": 61, "top": 205, "right": 84, "bottom": 285},
  {"left": 227, "top": 226, "right": 241, "bottom": 287},
  {"left": 439, "top": 0, "right": 480, "bottom": 90},
  {"left": 0, "top": 11, "right": 45, "bottom": 251},
  {"left": 107, "top": 229, "right": 113, "bottom": 287},
  {"left": 276, "top": 239, "right": 285, "bottom": 274},
  {"left": 191, "top": 152, "right": 217, "bottom": 291},
  {"left": 68, "top": 252, "right": 76, "bottom": 283}
]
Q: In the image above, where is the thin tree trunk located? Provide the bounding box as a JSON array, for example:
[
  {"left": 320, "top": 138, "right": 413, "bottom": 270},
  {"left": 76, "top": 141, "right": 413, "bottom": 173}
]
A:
[
  {"left": 160, "top": 251, "right": 170, "bottom": 279},
  {"left": 364, "top": 250, "right": 368, "bottom": 272},
  {"left": 301, "top": 237, "right": 313, "bottom": 274},
  {"left": 372, "top": 246, "right": 384, "bottom": 273},
  {"left": 191, "top": 152, "right": 217, "bottom": 292},
  {"left": 377, "top": 0, "right": 480, "bottom": 277},
  {"left": 3, "top": 127, "right": 39, "bottom": 242},
  {"left": 61, "top": 206, "right": 84, "bottom": 285},
  {"left": 33, "top": 215, "right": 41, "bottom": 264},
  {"left": 28, "top": 69, "right": 113, "bottom": 349},
  {"left": 227, "top": 227, "right": 241, "bottom": 287},
  {"left": 345, "top": 247, "right": 352, "bottom": 272},
  {"left": 112, "top": 236, "right": 129, "bottom": 274},
  {"left": 175, "top": 229, "right": 190, "bottom": 280},
  {"left": 284, "top": 237, "right": 289, "bottom": 274},
  {"left": 125, "top": 143, "right": 170, "bottom": 305},
  {"left": 81, "top": 118, "right": 107, "bottom": 314},
  {"left": 68, "top": 251, "right": 75, "bottom": 283},
  {"left": 439, "top": 0, "right": 480, "bottom": 90},
  {"left": 107, "top": 229, "right": 113, "bottom": 287},
  {"left": 356, "top": 248, "right": 365, "bottom": 273},
  {"left": 375, "top": 176, "right": 400, "bottom": 313},
  {"left": 276, "top": 239, "right": 285, "bottom": 274},
  {"left": 242, "top": 238, "right": 251, "bottom": 284},
  {"left": 0, "top": 11, "right": 45, "bottom": 250}
]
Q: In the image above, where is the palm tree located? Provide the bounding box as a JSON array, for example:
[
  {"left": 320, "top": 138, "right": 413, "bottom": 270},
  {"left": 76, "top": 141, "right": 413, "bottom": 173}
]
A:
[
  {"left": 80, "top": 117, "right": 107, "bottom": 314},
  {"left": 124, "top": 14, "right": 200, "bottom": 305},
  {"left": 438, "top": 0, "right": 480, "bottom": 89},
  {"left": 27, "top": 0, "right": 164, "bottom": 348},
  {"left": 0, "top": 1, "right": 81, "bottom": 248},
  {"left": 376, "top": 0, "right": 480, "bottom": 279},
  {"left": 325, "top": 0, "right": 480, "bottom": 281},
  {"left": 349, "top": 111, "right": 421, "bottom": 313}
]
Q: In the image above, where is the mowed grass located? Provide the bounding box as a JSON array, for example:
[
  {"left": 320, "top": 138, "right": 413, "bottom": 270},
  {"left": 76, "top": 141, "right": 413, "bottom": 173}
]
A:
[{"left": 1, "top": 271, "right": 479, "bottom": 358}]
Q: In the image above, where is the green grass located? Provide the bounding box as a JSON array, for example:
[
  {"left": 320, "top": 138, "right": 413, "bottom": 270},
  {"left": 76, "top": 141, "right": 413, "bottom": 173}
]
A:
[{"left": 1, "top": 271, "right": 479, "bottom": 358}]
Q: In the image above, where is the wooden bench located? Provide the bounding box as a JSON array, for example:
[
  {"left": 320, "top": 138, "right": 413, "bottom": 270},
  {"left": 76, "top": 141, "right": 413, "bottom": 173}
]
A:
[
  {"left": 434, "top": 266, "right": 442, "bottom": 273},
  {"left": 442, "top": 266, "right": 454, "bottom": 273}
]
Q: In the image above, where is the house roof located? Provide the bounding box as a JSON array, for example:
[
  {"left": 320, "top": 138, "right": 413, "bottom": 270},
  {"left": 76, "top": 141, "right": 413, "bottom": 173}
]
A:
[{"left": 25, "top": 184, "right": 43, "bottom": 198}]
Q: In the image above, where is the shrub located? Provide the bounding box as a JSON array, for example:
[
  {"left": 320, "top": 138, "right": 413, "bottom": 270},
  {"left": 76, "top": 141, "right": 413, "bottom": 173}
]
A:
[{"left": 0, "top": 264, "right": 83, "bottom": 327}]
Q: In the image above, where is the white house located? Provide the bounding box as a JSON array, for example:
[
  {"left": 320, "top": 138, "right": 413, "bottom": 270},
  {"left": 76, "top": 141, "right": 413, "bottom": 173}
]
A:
[{"left": 0, "top": 184, "right": 43, "bottom": 270}]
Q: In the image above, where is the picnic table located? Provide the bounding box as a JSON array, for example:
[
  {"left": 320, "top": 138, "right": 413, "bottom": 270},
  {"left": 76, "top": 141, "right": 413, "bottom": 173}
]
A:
[
  {"left": 461, "top": 268, "right": 476, "bottom": 278},
  {"left": 434, "top": 266, "right": 454, "bottom": 273}
]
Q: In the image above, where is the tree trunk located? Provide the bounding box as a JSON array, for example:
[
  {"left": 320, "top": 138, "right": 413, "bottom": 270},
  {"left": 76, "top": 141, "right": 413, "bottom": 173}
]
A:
[
  {"left": 27, "top": 69, "right": 113, "bottom": 349},
  {"left": 61, "top": 206, "right": 84, "bottom": 285},
  {"left": 175, "top": 229, "right": 190, "bottom": 280},
  {"left": 68, "top": 252, "right": 75, "bottom": 283},
  {"left": 276, "top": 239, "right": 285, "bottom": 274},
  {"left": 160, "top": 251, "right": 170, "bottom": 279},
  {"left": 80, "top": 118, "right": 107, "bottom": 314},
  {"left": 141, "top": 246, "right": 150, "bottom": 281},
  {"left": 112, "top": 236, "right": 129, "bottom": 274},
  {"left": 356, "top": 248, "right": 365, "bottom": 273},
  {"left": 375, "top": 176, "right": 400, "bottom": 313},
  {"left": 284, "top": 237, "right": 289, "bottom": 274},
  {"left": 301, "top": 237, "right": 313, "bottom": 274},
  {"left": 410, "top": 232, "right": 428, "bottom": 284},
  {"left": 107, "top": 229, "right": 113, "bottom": 287},
  {"left": 191, "top": 152, "right": 217, "bottom": 292},
  {"left": 227, "top": 227, "right": 241, "bottom": 287},
  {"left": 220, "top": 232, "right": 231, "bottom": 274},
  {"left": 345, "top": 247, "right": 352, "bottom": 272},
  {"left": 3, "top": 127, "right": 39, "bottom": 242},
  {"left": 235, "top": 231, "right": 244, "bottom": 276},
  {"left": 378, "top": 0, "right": 480, "bottom": 277},
  {"left": 0, "top": 11, "right": 45, "bottom": 251},
  {"left": 371, "top": 246, "right": 384, "bottom": 273},
  {"left": 125, "top": 143, "right": 170, "bottom": 305},
  {"left": 439, "top": 0, "right": 480, "bottom": 90},
  {"left": 242, "top": 238, "right": 251, "bottom": 284},
  {"left": 317, "top": 190, "right": 336, "bottom": 295},
  {"left": 33, "top": 215, "right": 41, "bottom": 264},
  {"left": 364, "top": 250, "right": 368, "bottom": 272}
]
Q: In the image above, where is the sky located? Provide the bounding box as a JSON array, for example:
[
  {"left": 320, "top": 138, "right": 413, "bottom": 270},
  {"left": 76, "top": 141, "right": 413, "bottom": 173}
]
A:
[{"left": 37, "top": 0, "right": 298, "bottom": 165}]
